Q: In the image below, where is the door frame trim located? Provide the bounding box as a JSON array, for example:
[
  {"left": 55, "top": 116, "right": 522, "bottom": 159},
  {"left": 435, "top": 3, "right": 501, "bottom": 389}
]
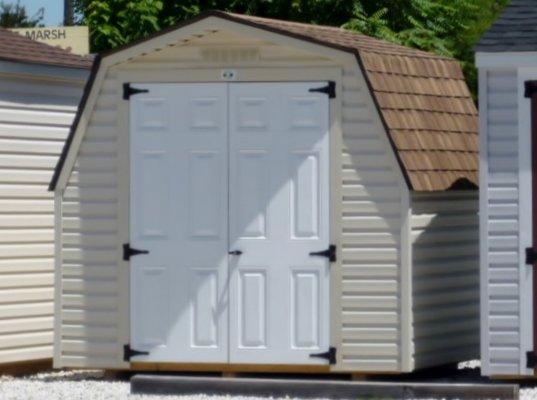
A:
[{"left": 118, "top": 67, "right": 343, "bottom": 369}]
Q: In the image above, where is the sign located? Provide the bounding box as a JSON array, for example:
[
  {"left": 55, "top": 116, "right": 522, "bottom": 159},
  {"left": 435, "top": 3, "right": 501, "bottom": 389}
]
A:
[{"left": 10, "top": 26, "right": 89, "bottom": 55}]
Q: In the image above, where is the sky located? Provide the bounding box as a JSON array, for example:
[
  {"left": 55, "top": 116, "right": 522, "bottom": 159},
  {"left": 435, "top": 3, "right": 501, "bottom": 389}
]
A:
[{"left": 18, "top": 0, "right": 63, "bottom": 26}]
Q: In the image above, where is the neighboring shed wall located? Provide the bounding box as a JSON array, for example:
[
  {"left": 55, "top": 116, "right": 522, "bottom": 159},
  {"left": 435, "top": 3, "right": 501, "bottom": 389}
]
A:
[
  {"left": 410, "top": 191, "right": 479, "bottom": 370},
  {"left": 480, "top": 69, "right": 521, "bottom": 376},
  {"left": 56, "top": 27, "right": 407, "bottom": 372},
  {"left": 0, "top": 73, "right": 83, "bottom": 364}
]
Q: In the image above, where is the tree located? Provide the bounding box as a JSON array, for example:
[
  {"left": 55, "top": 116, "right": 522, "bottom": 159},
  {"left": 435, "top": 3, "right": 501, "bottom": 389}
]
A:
[
  {"left": 0, "top": 0, "right": 44, "bottom": 28},
  {"left": 72, "top": 0, "right": 508, "bottom": 95}
]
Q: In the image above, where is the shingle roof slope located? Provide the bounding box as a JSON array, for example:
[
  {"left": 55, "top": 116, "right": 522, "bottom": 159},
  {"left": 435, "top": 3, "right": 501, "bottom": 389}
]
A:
[
  {"left": 226, "top": 13, "right": 478, "bottom": 191},
  {"left": 475, "top": 0, "right": 537, "bottom": 52},
  {"left": 0, "top": 28, "right": 92, "bottom": 69},
  {"left": 50, "top": 11, "right": 478, "bottom": 192}
]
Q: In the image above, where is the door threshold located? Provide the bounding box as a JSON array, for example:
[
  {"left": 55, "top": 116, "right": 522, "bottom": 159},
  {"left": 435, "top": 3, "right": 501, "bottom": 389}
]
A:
[{"left": 130, "top": 362, "right": 331, "bottom": 374}]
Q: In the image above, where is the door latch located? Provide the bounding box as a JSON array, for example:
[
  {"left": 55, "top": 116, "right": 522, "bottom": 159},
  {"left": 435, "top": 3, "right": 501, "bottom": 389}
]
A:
[
  {"left": 228, "top": 250, "right": 243, "bottom": 256},
  {"left": 123, "top": 243, "right": 149, "bottom": 261},
  {"left": 309, "top": 245, "right": 337, "bottom": 262}
]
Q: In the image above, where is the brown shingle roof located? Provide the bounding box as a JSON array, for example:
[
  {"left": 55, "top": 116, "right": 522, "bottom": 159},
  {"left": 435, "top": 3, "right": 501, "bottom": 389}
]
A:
[
  {"left": 50, "top": 11, "right": 478, "bottom": 192},
  {"left": 223, "top": 13, "right": 478, "bottom": 191},
  {"left": 0, "top": 28, "right": 92, "bottom": 69}
]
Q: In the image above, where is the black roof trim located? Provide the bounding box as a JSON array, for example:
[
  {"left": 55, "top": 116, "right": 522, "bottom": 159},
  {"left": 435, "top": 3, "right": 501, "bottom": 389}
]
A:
[
  {"left": 49, "top": 54, "right": 102, "bottom": 191},
  {"left": 49, "top": 11, "right": 412, "bottom": 191}
]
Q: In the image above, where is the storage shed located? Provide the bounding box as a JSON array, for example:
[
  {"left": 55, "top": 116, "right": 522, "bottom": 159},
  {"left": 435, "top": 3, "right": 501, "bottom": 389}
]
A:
[
  {"left": 50, "top": 11, "right": 479, "bottom": 374},
  {"left": 0, "top": 29, "right": 90, "bottom": 369},
  {"left": 476, "top": 0, "right": 537, "bottom": 378}
]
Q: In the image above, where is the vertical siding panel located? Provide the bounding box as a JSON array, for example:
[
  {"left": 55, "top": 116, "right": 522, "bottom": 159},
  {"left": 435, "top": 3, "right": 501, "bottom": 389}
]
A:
[
  {"left": 482, "top": 69, "right": 521, "bottom": 376},
  {"left": 0, "top": 75, "right": 84, "bottom": 364},
  {"left": 411, "top": 192, "right": 479, "bottom": 369}
]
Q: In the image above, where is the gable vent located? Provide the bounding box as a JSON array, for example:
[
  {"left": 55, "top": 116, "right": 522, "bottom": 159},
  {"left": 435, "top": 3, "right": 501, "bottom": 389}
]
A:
[{"left": 201, "top": 47, "right": 259, "bottom": 63}]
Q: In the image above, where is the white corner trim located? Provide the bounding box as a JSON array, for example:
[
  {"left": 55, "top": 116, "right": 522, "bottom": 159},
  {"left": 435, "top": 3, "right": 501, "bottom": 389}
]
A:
[
  {"left": 478, "top": 69, "right": 490, "bottom": 376},
  {"left": 518, "top": 67, "right": 537, "bottom": 375}
]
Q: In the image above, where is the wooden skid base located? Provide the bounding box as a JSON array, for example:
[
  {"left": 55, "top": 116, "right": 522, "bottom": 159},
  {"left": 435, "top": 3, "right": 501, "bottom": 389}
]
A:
[{"left": 0, "top": 359, "right": 52, "bottom": 376}]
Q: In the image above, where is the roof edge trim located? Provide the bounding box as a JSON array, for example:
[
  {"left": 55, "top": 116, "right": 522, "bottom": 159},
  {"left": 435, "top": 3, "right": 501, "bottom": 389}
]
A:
[{"left": 49, "top": 54, "right": 102, "bottom": 191}]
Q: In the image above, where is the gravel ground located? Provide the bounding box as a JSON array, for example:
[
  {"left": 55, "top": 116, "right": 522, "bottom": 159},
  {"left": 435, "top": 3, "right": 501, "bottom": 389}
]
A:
[
  {"left": 0, "top": 366, "right": 532, "bottom": 400},
  {"left": 0, "top": 370, "right": 330, "bottom": 400}
]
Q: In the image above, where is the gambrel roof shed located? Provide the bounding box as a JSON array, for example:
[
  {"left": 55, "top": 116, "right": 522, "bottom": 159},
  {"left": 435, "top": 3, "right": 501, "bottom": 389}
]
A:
[
  {"left": 50, "top": 11, "right": 479, "bottom": 374},
  {"left": 51, "top": 11, "right": 478, "bottom": 192}
]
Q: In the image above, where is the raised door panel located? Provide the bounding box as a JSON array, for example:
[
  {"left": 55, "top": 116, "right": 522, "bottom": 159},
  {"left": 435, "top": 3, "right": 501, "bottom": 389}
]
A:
[
  {"left": 229, "top": 82, "right": 330, "bottom": 365},
  {"left": 130, "top": 83, "right": 228, "bottom": 363}
]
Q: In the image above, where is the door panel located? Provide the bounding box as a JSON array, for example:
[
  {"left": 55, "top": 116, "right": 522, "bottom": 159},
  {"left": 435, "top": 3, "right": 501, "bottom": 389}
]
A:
[
  {"left": 228, "top": 82, "right": 330, "bottom": 364},
  {"left": 130, "top": 83, "right": 228, "bottom": 363},
  {"left": 130, "top": 82, "right": 330, "bottom": 365}
]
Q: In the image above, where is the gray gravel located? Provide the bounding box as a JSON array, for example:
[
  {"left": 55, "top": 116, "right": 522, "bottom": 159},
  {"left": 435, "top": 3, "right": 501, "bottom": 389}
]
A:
[
  {"left": 0, "top": 370, "right": 327, "bottom": 400},
  {"left": 0, "top": 368, "right": 531, "bottom": 400}
]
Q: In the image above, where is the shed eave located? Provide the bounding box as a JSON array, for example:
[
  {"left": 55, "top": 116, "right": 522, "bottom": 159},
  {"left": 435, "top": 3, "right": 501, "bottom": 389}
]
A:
[
  {"left": 0, "top": 59, "right": 89, "bottom": 81},
  {"left": 476, "top": 51, "right": 537, "bottom": 68}
]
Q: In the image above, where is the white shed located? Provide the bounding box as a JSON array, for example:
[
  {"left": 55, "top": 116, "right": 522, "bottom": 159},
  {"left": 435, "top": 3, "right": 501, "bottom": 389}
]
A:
[
  {"left": 476, "top": 0, "right": 537, "bottom": 378},
  {"left": 0, "top": 29, "right": 90, "bottom": 370},
  {"left": 50, "top": 12, "right": 479, "bottom": 374}
]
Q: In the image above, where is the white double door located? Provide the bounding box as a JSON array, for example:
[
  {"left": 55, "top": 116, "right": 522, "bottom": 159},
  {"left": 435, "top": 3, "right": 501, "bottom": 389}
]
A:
[{"left": 130, "top": 82, "right": 330, "bottom": 365}]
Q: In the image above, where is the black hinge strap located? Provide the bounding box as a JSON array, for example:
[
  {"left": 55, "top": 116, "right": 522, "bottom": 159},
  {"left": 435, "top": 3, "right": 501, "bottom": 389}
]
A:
[
  {"left": 123, "top": 243, "right": 149, "bottom": 261},
  {"left": 123, "top": 83, "right": 149, "bottom": 100},
  {"left": 309, "top": 81, "right": 336, "bottom": 98},
  {"left": 526, "top": 247, "right": 537, "bottom": 265},
  {"left": 309, "top": 245, "right": 337, "bottom": 262},
  {"left": 527, "top": 351, "right": 537, "bottom": 368},
  {"left": 310, "top": 347, "right": 336, "bottom": 365},
  {"left": 124, "top": 344, "right": 149, "bottom": 362}
]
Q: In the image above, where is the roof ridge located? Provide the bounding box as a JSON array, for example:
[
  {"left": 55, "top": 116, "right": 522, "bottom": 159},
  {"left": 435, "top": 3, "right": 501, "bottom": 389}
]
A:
[{"left": 220, "top": 11, "right": 454, "bottom": 61}]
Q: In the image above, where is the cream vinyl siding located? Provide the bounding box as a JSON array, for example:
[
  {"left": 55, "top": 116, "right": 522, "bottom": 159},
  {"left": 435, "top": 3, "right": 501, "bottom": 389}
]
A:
[
  {"left": 0, "top": 73, "right": 83, "bottom": 364},
  {"left": 480, "top": 69, "right": 521, "bottom": 376},
  {"left": 338, "top": 66, "right": 405, "bottom": 372},
  {"left": 56, "top": 24, "right": 407, "bottom": 372},
  {"left": 410, "top": 191, "right": 479, "bottom": 370}
]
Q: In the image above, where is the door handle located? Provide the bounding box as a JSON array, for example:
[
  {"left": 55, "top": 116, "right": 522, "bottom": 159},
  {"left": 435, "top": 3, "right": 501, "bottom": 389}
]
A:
[{"left": 228, "top": 250, "right": 243, "bottom": 256}]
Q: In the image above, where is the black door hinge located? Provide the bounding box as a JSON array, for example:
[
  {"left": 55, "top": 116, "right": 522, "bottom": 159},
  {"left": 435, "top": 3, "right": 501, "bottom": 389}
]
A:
[
  {"left": 526, "top": 247, "right": 537, "bottom": 265},
  {"left": 309, "top": 81, "right": 336, "bottom": 98},
  {"left": 123, "top": 243, "right": 149, "bottom": 261},
  {"left": 123, "top": 83, "right": 149, "bottom": 100},
  {"left": 124, "top": 344, "right": 149, "bottom": 362},
  {"left": 309, "top": 245, "right": 337, "bottom": 262},
  {"left": 310, "top": 347, "right": 336, "bottom": 365},
  {"left": 527, "top": 351, "right": 537, "bottom": 368},
  {"left": 525, "top": 81, "right": 537, "bottom": 98}
]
